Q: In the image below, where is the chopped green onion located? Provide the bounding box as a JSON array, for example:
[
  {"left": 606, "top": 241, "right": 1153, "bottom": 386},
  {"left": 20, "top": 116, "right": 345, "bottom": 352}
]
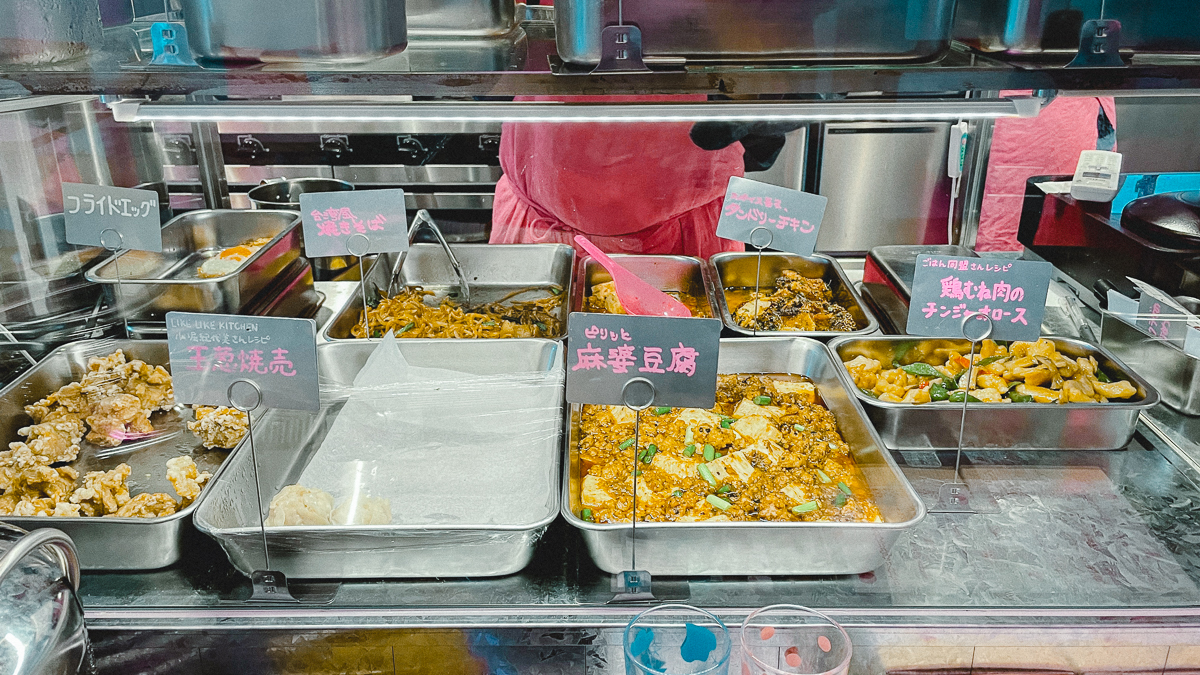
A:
[
  {"left": 536, "top": 322, "right": 548, "bottom": 332},
  {"left": 619, "top": 438, "right": 635, "bottom": 450},
  {"left": 684, "top": 444, "right": 696, "bottom": 457},
  {"left": 635, "top": 470, "right": 643, "bottom": 477},
  {"left": 752, "top": 395, "right": 772, "bottom": 406},
  {"left": 794, "top": 424, "right": 807, "bottom": 432},
  {"left": 672, "top": 489, "right": 684, "bottom": 498},
  {"left": 816, "top": 469, "right": 832, "bottom": 483},
  {"left": 684, "top": 427, "right": 694, "bottom": 444},
  {"left": 550, "top": 286, "right": 562, "bottom": 295},
  {"left": 580, "top": 508, "right": 593, "bottom": 521},
  {"left": 791, "top": 501, "right": 819, "bottom": 514},
  {"left": 397, "top": 322, "right": 416, "bottom": 335},
  {"left": 720, "top": 419, "right": 732, "bottom": 429},
  {"left": 654, "top": 406, "right": 671, "bottom": 415},
  {"left": 698, "top": 464, "right": 717, "bottom": 487},
  {"left": 641, "top": 445, "right": 657, "bottom": 463},
  {"left": 637, "top": 449, "right": 648, "bottom": 463},
  {"left": 837, "top": 481, "right": 852, "bottom": 496},
  {"left": 706, "top": 495, "right": 731, "bottom": 510},
  {"left": 483, "top": 320, "right": 497, "bottom": 327},
  {"left": 834, "top": 493, "right": 847, "bottom": 508},
  {"left": 702, "top": 444, "right": 716, "bottom": 462},
  {"left": 717, "top": 485, "right": 732, "bottom": 494}
]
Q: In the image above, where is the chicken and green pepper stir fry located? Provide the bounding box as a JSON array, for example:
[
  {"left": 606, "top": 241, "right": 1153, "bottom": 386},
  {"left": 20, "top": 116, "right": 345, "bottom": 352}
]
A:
[
  {"left": 577, "top": 374, "right": 882, "bottom": 524},
  {"left": 842, "top": 338, "right": 1139, "bottom": 404}
]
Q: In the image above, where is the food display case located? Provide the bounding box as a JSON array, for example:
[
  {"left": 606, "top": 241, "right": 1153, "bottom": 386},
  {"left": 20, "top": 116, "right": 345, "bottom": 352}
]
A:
[{"left": 4, "top": 3, "right": 1200, "bottom": 674}]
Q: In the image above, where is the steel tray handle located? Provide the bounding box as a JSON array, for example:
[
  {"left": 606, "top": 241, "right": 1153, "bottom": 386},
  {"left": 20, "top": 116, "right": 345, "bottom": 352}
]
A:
[{"left": 0, "top": 528, "right": 81, "bottom": 592}]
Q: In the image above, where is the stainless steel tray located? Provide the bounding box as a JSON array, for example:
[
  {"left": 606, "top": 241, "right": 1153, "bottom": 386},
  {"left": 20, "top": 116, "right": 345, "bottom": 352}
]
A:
[
  {"left": 572, "top": 254, "right": 719, "bottom": 318},
  {"left": 194, "top": 339, "right": 564, "bottom": 580},
  {"left": 556, "top": 0, "right": 955, "bottom": 65},
  {"left": 178, "top": 0, "right": 408, "bottom": 63},
  {"left": 1101, "top": 314, "right": 1200, "bottom": 417},
  {"left": 407, "top": 0, "right": 516, "bottom": 37},
  {"left": 84, "top": 210, "right": 302, "bottom": 322},
  {"left": 0, "top": 340, "right": 240, "bottom": 570},
  {"left": 562, "top": 337, "right": 925, "bottom": 577},
  {"left": 710, "top": 252, "right": 879, "bottom": 340},
  {"left": 828, "top": 335, "right": 1161, "bottom": 451},
  {"left": 322, "top": 243, "right": 575, "bottom": 341},
  {"left": 954, "top": 0, "right": 1200, "bottom": 55}
]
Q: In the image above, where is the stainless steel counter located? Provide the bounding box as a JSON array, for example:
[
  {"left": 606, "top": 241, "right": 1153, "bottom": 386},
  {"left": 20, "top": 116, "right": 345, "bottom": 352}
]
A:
[{"left": 71, "top": 276, "right": 1200, "bottom": 674}]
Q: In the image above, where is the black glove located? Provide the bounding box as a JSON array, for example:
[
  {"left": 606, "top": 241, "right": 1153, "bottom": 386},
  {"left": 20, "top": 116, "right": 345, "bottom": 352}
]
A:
[{"left": 690, "top": 121, "right": 807, "bottom": 172}]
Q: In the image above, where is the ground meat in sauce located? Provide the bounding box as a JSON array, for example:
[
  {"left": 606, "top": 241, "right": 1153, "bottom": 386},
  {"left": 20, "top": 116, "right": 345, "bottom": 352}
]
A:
[{"left": 578, "top": 374, "right": 883, "bottom": 524}]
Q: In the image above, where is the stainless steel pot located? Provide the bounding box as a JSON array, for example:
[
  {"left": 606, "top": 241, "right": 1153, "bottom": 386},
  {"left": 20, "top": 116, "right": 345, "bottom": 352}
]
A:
[
  {"left": 0, "top": 525, "right": 88, "bottom": 675},
  {"left": 0, "top": 0, "right": 102, "bottom": 65},
  {"left": 177, "top": 0, "right": 408, "bottom": 63},
  {"left": 247, "top": 177, "right": 355, "bottom": 210},
  {"left": 247, "top": 178, "right": 357, "bottom": 281}
]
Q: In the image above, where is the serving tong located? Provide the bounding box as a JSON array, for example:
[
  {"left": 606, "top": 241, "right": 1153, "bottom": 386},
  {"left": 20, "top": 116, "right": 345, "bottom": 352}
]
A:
[{"left": 385, "top": 209, "right": 471, "bottom": 309}]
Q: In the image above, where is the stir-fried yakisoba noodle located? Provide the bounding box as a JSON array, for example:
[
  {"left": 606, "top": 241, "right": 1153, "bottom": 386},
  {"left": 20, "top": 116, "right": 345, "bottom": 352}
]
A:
[{"left": 352, "top": 286, "right": 564, "bottom": 339}]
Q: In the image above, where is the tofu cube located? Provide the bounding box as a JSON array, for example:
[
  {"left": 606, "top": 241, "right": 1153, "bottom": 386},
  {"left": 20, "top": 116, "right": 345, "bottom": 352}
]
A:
[
  {"left": 708, "top": 450, "right": 755, "bottom": 483},
  {"left": 731, "top": 415, "right": 783, "bottom": 445}
]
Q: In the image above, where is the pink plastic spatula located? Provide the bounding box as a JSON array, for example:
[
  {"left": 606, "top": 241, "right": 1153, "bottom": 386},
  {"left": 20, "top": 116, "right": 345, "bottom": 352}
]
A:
[{"left": 574, "top": 235, "right": 692, "bottom": 318}]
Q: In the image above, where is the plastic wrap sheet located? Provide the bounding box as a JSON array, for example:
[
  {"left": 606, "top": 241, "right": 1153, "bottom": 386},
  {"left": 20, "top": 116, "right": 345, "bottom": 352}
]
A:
[
  {"left": 286, "top": 333, "right": 564, "bottom": 527},
  {"left": 194, "top": 334, "right": 565, "bottom": 578}
]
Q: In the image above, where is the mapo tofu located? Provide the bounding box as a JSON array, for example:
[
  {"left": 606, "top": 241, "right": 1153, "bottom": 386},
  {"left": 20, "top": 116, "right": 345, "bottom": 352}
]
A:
[{"left": 577, "top": 374, "right": 881, "bottom": 524}]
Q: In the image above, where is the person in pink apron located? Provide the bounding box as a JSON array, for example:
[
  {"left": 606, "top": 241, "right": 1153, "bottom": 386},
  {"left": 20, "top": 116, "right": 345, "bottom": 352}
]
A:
[
  {"left": 491, "top": 96, "right": 793, "bottom": 259},
  {"left": 977, "top": 94, "right": 1117, "bottom": 251}
]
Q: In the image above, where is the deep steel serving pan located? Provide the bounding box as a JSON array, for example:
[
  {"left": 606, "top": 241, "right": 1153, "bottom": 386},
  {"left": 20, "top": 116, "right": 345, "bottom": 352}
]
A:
[
  {"left": 828, "top": 335, "right": 1160, "bottom": 451},
  {"left": 194, "top": 339, "right": 564, "bottom": 579},
  {"left": 711, "top": 252, "right": 879, "bottom": 340},
  {"left": 84, "top": 209, "right": 301, "bottom": 322},
  {"left": 0, "top": 340, "right": 240, "bottom": 570},
  {"left": 322, "top": 243, "right": 575, "bottom": 341},
  {"left": 562, "top": 337, "right": 925, "bottom": 577},
  {"left": 572, "top": 254, "right": 719, "bottom": 318}
]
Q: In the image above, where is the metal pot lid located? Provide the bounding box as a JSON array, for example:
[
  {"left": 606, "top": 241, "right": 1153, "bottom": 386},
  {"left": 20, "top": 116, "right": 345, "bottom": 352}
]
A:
[
  {"left": 0, "top": 525, "right": 84, "bottom": 675},
  {"left": 1121, "top": 191, "right": 1200, "bottom": 250}
]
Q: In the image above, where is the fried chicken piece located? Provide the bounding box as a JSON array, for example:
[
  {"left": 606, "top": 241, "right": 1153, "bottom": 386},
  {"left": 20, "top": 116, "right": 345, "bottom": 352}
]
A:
[
  {"left": 0, "top": 444, "right": 52, "bottom": 494},
  {"left": 186, "top": 406, "right": 248, "bottom": 450},
  {"left": 52, "top": 503, "right": 81, "bottom": 517},
  {"left": 116, "top": 360, "right": 174, "bottom": 412},
  {"left": 166, "top": 456, "right": 212, "bottom": 507},
  {"left": 11, "top": 498, "right": 57, "bottom": 517},
  {"left": 16, "top": 416, "right": 86, "bottom": 464},
  {"left": 0, "top": 494, "right": 17, "bottom": 515},
  {"left": 86, "top": 350, "right": 128, "bottom": 375},
  {"left": 84, "top": 394, "right": 154, "bottom": 448},
  {"left": 776, "top": 269, "right": 833, "bottom": 302},
  {"left": 113, "top": 492, "right": 178, "bottom": 519},
  {"left": 265, "top": 485, "right": 334, "bottom": 526},
  {"left": 70, "top": 464, "right": 131, "bottom": 517}
]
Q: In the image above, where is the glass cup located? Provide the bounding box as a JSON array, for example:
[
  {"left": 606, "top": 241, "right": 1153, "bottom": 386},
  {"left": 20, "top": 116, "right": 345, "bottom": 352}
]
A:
[
  {"left": 624, "top": 604, "right": 732, "bottom": 675},
  {"left": 739, "top": 605, "right": 852, "bottom": 675}
]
